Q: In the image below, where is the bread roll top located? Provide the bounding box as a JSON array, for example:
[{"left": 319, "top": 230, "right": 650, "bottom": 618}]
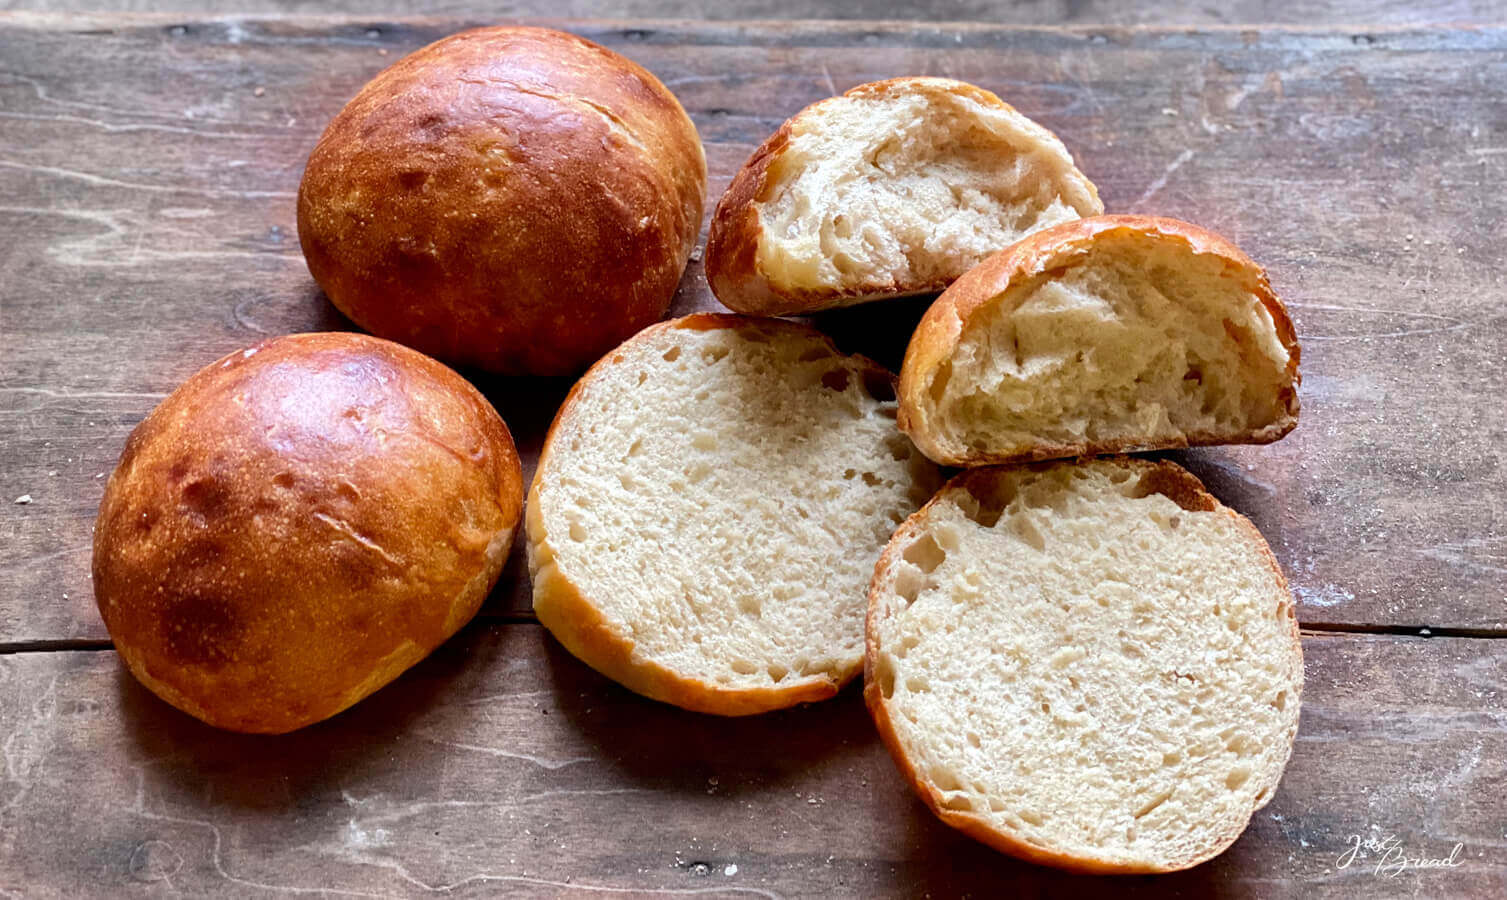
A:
[
  {"left": 93, "top": 332, "right": 523, "bottom": 733},
  {"left": 297, "top": 26, "right": 706, "bottom": 375}
]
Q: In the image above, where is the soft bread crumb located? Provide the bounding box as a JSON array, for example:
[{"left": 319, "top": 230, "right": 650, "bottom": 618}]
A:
[
  {"left": 867, "top": 458, "right": 1302, "bottom": 872},
  {"left": 532, "top": 317, "right": 941, "bottom": 711},
  {"left": 716, "top": 78, "right": 1101, "bottom": 312},
  {"left": 902, "top": 217, "right": 1299, "bottom": 465}
]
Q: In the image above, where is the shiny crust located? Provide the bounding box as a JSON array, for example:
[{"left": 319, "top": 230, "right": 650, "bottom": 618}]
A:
[
  {"left": 297, "top": 26, "right": 706, "bottom": 375},
  {"left": 897, "top": 215, "right": 1302, "bottom": 466},
  {"left": 864, "top": 458, "right": 1303, "bottom": 873},
  {"left": 92, "top": 333, "right": 524, "bottom": 733},
  {"left": 704, "top": 77, "right": 1101, "bottom": 317},
  {"left": 527, "top": 313, "right": 896, "bottom": 715}
]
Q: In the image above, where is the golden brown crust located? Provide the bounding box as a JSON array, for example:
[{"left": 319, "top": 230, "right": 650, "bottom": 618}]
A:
[
  {"left": 703, "top": 125, "right": 797, "bottom": 315},
  {"left": 897, "top": 215, "right": 1303, "bottom": 466},
  {"left": 526, "top": 313, "right": 895, "bottom": 715},
  {"left": 705, "top": 77, "right": 1100, "bottom": 317},
  {"left": 92, "top": 333, "right": 524, "bottom": 733},
  {"left": 297, "top": 26, "right": 706, "bottom": 375},
  {"left": 865, "top": 457, "right": 1304, "bottom": 873}
]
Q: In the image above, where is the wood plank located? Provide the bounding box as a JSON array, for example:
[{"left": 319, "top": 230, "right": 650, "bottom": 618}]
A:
[
  {"left": 2, "top": 17, "right": 1506, "bottom": 641},
  {"left": 0, "top": 627, "right": 1502, "bottom": 896},
  {"left": 1, "top": 1, "right": 1503, "bottom": 26}
]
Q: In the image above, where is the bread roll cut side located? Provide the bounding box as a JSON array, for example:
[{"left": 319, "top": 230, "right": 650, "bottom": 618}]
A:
[
  {"left": 898, "top": 215, "right": 1300, "bottom": 467},
  {"left": 866, "top": 458, "right": 1302, "bottom": 873},
  {"left": 529, "top": 314, "right": 940, "bottom": 715},
  {"left": 706, "top": 77, "right": 1102, "bottom": 316},
  {"left": 528, "top": 490, "right": 843, "bottom": 716}
]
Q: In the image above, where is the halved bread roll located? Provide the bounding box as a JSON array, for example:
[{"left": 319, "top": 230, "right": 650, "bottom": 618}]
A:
[
  {"left": 527, "top": 314, "right": 940, "bottom": 715},
  {"left": 705, "top": 77, "right": 1102, "bottom": 316},
  {"left": 866, "top": 458, "right": 1302, "bottom": 873},
  {"left": 898, "top": 216, "right": 1301, "bottom": 466}
]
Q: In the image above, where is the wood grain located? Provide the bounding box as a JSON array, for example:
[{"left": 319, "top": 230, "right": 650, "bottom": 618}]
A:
[
  {"left": 3, "top": 17, "right": 1505, "bottom": 641},
  {"left": 1, "top": 14, "right": 1503, "bottom": 897},
  {"left": 1, "top": 1, "right": 1504, "bottom": 25},
  {"left": 0, "top": 625, "right": 1501, "bottom": 897}
]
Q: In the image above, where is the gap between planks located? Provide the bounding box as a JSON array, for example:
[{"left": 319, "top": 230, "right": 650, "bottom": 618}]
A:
[
  {"left": 2, "top": 620, "right": 1504, "bottom": 656},
  {"left": 1299, "top": 622, "right": 1507, "bottom": 639},
  {"left": 5, "top": 11, "right": 1507, "bottom": 38}
]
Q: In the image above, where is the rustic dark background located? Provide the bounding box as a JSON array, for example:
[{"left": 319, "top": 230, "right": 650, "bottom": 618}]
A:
[{"left": 1, "top": 2, "right": 1504, "bottom": 898}]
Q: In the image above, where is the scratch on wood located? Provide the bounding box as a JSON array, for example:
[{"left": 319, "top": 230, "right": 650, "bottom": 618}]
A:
[
  {"left": 1435, "top": 741, "right": 1484, "bottom": 794},
  {"left": 1, "top": 675, "right": 59, "bottom": 863},
  {"left": 1053, "top": 53, "right": 1105, "bottom": 119},
  {"left": 0, "top": 72, "right": 175, "bottom": 120},
  {"left": 1285, "top": 302, "right": 1474, "bottom": 341},
  {"left": 8, "top": 545, "right": 93, "bottom": 568},
  {"left": 1133, "top": 149, "right": 1195, "bottom": 208},
  {"left": 520, "top": 787, "right": 656, "bottom": 805},
  {"left": 1226, "top": 81, "right": 1257, "bottom": 111},
  {"left": 388, "top": 869, "right": 782, "bottom": 898},
  {"left": 0, "top": 205, "right": 300, "bottom": 268},
  {"left": 1416, "top": 537, "right": 1507, "bottom": 576},
  {"left": 127, "top": 227, "right": 146, "bottom": 266},
  {"left": 819, "top": 61, "right": 837, "bottom": 96},
  {"left": 426, "top": 738, "right": 593, "bottom": 770},
  {"left": 460, "top": 689, "right": 562, "bottom": 705},
  {"left": 0, "top": 387, "right": 169, "bottom": 401},
  {"left": 0, "top": 110, "right": 265, "bottom": 140},
  {"left": 2, "top": 675, "right": 59, "bottom": 812},
  {"left": 340, "top": 789, "right": 657, "bottom": 833},
  {"left": 127, "top": 769, "right": 388, "bottom": 897},
  {"left": 0, "top": 160, "right": 295, "bottom": 200},
  {"left": 658, "top": 74, "right": 734, "bottom": 90}
]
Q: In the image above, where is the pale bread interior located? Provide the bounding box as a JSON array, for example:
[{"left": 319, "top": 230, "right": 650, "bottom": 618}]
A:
[
  {"left": 870, "top": 460, "right": 1300, "bottom": 871},
  {"left": 756, "top": 79, "right": 1100, "bottom": 301},
  {"left": 535, "top": 321, "right": 939, "bottom": 696},
  {"left": 919, "top": 232, "right": 1292, "bottom": 458}
]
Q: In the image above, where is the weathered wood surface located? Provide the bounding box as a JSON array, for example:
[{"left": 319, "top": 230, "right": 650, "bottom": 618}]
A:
[
  {"left": 0, "top": 625, "right": 1502, "bottom": 897},
  {"left": 3, "top": 1, "right": 1506, "bottom": 24},
  {"left": 0, "top": 13, "right": 1504, "bottom": 896},
  {"left": 3, "top": 17, "right": 1506, "bottom": 641}
]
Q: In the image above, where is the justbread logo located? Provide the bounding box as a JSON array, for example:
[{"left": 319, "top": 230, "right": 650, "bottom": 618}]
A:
[{"left": 1336, "top": 832, "right": 1466, "bottom": 878}]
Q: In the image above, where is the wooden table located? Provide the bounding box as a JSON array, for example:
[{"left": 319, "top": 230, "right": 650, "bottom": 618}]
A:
[{"left": 2, "top": 13, "right": 1504, "bottom": 897}]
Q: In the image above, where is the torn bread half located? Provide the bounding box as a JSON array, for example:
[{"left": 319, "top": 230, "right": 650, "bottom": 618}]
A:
[
  {"left": 898, "top": 215, "right": 1301, "bottom": 467},
  {"left": 705, "top": 77, "right": 1102, "bottom": 316},
  {"left": 527, "top": 314, "right": 940, "bottom": 715},
  {"left": 866, "top": 457, "right": 1302, "bottom": 873}
]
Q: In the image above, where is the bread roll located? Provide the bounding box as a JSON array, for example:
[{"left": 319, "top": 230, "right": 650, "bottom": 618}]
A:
[
  {"left": 705, "top": 77, "right": 1101, "bottom": 316},
  {"left": 527, "top": 314, "right": 940, "bottom": 715},
  {"left": 898, "top": 215, "right": 1300, "bottom": 466},
  {"left": 92, "top": 333, "right": 523, "bottom": 733},
  {"left": 297, "top": 26, "right": 706, "bottom": 375},
  {"left": 866, "top": 458, "right": 1302, "bottom": 873}
]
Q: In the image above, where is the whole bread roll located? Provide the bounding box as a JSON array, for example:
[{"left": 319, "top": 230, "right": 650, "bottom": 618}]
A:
[
  {"left": 92, "top": 333, "right": 523, "bottom": 733},
  {"left": 297, "top": 26, "right": 707, "bottom": 375}
]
